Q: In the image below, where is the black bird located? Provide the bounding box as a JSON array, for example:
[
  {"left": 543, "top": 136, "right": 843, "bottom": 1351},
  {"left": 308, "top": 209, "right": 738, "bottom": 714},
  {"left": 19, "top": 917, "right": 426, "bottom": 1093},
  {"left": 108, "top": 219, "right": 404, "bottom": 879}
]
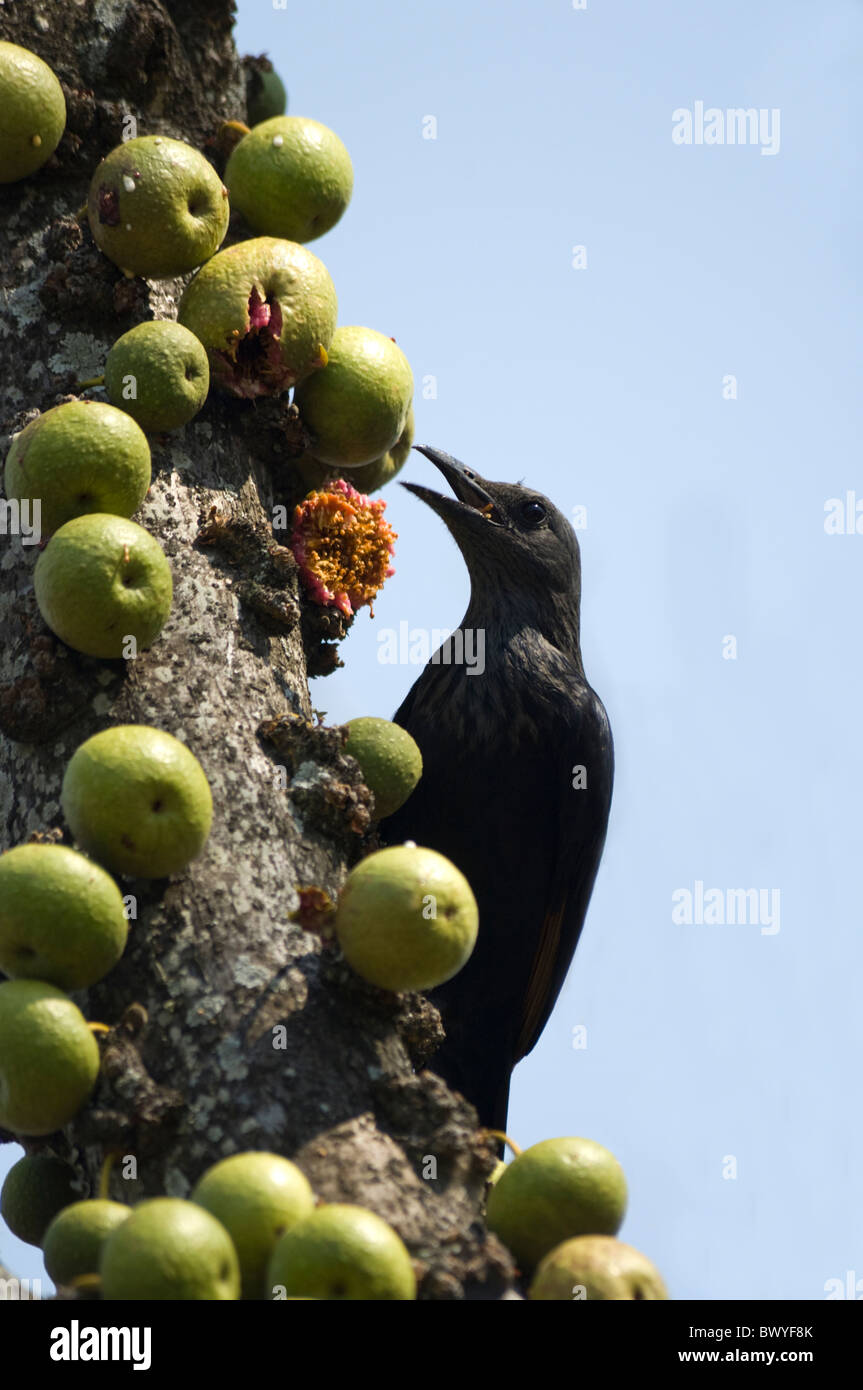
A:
[{"left": 382, "top": 445, "right": 614, "bottom": 1134}]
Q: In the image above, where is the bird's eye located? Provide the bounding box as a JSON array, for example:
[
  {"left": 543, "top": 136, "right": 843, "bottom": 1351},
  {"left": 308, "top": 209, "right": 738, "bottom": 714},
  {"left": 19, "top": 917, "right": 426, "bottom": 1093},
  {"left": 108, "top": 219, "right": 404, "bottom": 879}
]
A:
[{"left": 520, "top": 500, "right": 547, "bottom": 526}]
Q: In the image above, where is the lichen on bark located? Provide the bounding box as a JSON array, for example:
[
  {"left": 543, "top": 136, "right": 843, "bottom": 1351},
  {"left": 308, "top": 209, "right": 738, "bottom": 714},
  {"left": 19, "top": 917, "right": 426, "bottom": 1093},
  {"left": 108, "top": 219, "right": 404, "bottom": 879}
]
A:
[{"left": 0, "top": 0, "right": 514, "bottom": 1298}]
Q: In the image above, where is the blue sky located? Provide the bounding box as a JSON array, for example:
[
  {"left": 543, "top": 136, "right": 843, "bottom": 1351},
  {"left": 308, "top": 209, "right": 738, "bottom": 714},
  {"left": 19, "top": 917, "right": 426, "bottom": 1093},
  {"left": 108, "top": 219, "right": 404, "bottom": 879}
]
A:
[{"left": 3, "top": 0, "right": 861, "bottom": 1299}]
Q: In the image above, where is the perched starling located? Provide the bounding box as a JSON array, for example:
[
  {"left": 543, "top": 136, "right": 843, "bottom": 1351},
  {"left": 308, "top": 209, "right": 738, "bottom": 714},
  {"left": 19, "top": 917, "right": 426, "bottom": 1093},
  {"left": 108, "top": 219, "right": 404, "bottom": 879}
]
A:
[{"left": 382, "top": 446, "right": 613, "bottom": 1132}]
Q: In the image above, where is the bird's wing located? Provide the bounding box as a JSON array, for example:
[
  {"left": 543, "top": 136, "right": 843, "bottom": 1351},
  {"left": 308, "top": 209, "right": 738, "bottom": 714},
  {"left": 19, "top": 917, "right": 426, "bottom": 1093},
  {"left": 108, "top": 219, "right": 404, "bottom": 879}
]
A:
[{"left": 513, "top": 686, "right": 614, "bottom": 1062}]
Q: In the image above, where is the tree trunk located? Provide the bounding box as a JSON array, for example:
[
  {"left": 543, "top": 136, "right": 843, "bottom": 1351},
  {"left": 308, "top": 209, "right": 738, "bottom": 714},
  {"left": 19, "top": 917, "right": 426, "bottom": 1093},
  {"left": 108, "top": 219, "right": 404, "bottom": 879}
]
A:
[{"left": 0, "top": 0, "right": 513, "bottom": 1300}]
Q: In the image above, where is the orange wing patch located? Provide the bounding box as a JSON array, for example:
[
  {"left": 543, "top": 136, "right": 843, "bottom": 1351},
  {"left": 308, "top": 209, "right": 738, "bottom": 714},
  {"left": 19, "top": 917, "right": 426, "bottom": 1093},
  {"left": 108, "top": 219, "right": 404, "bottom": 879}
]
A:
[{"left": 515, "top": 898, "right": 566, "bottom": 1062}]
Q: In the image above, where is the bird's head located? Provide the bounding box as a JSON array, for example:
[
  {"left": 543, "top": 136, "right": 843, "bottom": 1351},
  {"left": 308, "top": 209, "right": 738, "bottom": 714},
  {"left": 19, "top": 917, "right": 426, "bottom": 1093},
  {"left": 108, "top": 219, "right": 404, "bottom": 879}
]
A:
[{"left": 402, "top": 444, "right": 582, "bottom": 648}]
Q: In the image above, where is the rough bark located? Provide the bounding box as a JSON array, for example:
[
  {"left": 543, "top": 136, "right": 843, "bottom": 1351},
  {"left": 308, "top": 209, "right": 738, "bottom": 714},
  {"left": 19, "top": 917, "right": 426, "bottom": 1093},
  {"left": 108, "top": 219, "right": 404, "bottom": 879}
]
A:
[{"left": 0, "top": 0, "right": 514, "bottom": 1299}]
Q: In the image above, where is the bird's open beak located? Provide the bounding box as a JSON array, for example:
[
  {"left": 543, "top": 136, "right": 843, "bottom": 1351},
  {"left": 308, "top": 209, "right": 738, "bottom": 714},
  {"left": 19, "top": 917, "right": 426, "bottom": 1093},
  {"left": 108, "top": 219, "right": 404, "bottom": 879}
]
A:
[{"left": 401, "top": 445, "right": 505, "bottom": 525}]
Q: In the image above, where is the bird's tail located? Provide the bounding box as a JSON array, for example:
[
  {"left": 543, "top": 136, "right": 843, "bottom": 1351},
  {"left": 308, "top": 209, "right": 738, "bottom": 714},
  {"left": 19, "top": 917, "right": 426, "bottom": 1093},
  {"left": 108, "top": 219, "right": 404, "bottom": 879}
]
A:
[
  {"left": 428, "top": 1040, "right": 513, "bottom": 1149},
  {"left": 487, "top": 1071, "right": 512, "bottom": 1159},
  {"left": 489, "top": 1070, "right": 511, "bottom": 1138}
]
